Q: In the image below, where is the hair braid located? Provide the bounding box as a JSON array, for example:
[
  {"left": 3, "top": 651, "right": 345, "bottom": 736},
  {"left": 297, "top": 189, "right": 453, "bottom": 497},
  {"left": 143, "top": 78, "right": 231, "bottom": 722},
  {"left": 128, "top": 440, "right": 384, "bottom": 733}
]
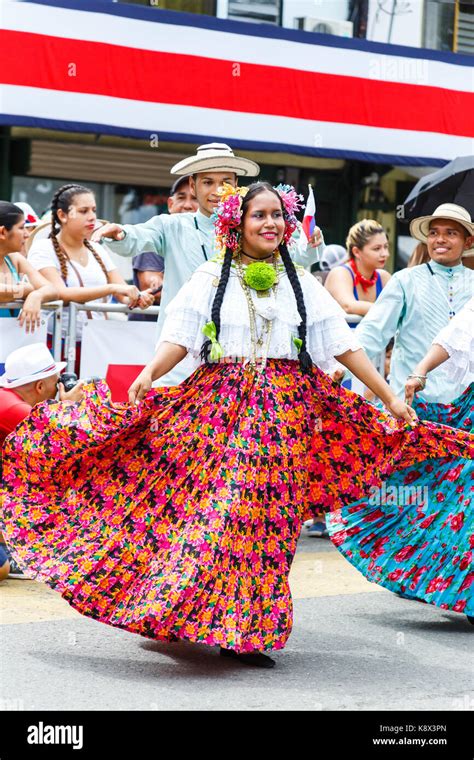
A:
[
  {"left": 83, "top": 239, "right": 108, "bottom": 279},
  {"left": 200, "top": 246, "right": 233, "bottom": 364},
  {"left": 279, "top": 243, "right": 313, "bottom": 372}
]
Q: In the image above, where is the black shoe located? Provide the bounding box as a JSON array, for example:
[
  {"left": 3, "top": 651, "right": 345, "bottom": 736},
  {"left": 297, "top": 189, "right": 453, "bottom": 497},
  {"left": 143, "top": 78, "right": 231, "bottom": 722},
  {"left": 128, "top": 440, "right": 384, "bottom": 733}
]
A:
[
  {"left": 219, "top": 647, "right": 276, "bottom": 669},
  {"left": 467, "top": 616, "right": 474, "bottom": 625}
]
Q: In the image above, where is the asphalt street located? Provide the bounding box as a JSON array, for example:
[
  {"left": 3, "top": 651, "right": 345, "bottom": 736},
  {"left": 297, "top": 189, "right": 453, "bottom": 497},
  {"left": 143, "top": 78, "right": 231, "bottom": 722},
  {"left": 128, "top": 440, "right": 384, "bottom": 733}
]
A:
[{"left": 1, "top": 533, "right": 473, "bottom": 711}]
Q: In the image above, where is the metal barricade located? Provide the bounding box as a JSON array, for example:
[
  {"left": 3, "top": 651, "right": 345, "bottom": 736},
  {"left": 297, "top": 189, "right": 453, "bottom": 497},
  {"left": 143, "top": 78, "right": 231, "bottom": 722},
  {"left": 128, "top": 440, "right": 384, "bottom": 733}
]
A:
[
  {"left": 66, "top": 302, "right": 160, "bottom": 372},
  {"left": 65, "top": 302, "right": 386, "bottom": 382},
  {"left": 0, "top": 301, "right": 64, "bottom": 361}
]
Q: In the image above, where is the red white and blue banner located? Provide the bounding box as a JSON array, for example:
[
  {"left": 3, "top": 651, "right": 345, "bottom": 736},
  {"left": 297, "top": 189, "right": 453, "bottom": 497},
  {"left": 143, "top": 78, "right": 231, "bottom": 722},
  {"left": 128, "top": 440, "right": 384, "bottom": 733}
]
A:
[{"left": 1, "top": 0, "right": 473, "bottom": 166}]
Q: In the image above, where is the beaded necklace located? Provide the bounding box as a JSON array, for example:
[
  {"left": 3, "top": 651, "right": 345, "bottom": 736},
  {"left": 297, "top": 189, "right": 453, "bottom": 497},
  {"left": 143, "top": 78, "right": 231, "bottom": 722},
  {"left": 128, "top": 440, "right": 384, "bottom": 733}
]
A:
[{"left": 235, "top": 253, "right": 279, "bottom": 373}]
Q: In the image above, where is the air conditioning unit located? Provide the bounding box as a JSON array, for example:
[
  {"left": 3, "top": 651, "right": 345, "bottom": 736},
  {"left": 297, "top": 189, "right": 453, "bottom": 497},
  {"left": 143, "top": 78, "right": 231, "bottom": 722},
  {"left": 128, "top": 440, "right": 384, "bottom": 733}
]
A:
[{"left": 295, "top": 17, "right": 354, "bottom": 37}]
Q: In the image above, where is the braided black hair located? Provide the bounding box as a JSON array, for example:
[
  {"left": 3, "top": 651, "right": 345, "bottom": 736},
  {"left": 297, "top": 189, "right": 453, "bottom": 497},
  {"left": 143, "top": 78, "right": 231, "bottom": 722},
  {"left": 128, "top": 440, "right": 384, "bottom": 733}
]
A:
[
  {"left": 49, "top": 183, "right": 108, "bottom": 282},
  {"left": 201, "top": 181, "right": 313, "bottom": 373},
  {"left": 201, "top": 245, "right": 233, "bottom": 363},
  {"left": 0, "top": 201, "right": 23, "bottom": 230},
  {"left": 278, "top": 242, "right": 313, "bottom": 371}
]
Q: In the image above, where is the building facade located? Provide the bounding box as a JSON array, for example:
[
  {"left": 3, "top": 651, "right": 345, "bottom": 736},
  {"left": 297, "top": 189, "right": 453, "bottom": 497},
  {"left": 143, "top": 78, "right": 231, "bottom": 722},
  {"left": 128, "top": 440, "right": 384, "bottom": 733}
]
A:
[{"left": 1, "top": 0, "right": 472, "bottom": 274}]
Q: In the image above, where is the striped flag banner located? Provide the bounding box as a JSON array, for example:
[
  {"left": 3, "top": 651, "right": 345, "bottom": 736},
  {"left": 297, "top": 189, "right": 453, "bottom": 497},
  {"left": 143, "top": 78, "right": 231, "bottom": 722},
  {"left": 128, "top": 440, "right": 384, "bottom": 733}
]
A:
[{"left": 1, "top": 0, "right": 473, "bottom": 165}]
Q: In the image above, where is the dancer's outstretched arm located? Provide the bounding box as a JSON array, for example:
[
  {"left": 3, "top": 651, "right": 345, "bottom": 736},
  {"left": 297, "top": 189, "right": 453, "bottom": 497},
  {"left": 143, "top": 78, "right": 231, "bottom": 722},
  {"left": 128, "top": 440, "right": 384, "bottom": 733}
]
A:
[
  {"left": 404, "top": 345, "right": 450, "bottom": 405},
  {"left": 128, "top": 342, "right": 187, "bottom": 405},
  {"left": 335, "top": 348, "right": 418, "bottom": 425}
]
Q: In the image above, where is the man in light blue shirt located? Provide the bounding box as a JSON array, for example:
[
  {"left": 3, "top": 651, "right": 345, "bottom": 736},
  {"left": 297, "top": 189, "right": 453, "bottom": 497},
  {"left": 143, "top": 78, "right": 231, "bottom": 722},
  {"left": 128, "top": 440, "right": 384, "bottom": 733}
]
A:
[
  {"left": 355, "top": 203, "right": 474, "bottom": 404},
  {"left": 94, "top": 143, "right": 324, "bottom": 385}
]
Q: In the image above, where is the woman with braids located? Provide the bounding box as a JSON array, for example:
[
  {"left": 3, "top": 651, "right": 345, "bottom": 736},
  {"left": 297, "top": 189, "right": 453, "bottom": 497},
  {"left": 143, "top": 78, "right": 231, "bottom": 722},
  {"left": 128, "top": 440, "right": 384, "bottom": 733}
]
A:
[
  {"left": 0, "top": 201, "right": 58, "bottom": 329},
  {"left": 28, "top": 184, "right": 154, "bottom": 367},
  {"left": 2, "top": 183, "right": 472, "bottom": 669}
]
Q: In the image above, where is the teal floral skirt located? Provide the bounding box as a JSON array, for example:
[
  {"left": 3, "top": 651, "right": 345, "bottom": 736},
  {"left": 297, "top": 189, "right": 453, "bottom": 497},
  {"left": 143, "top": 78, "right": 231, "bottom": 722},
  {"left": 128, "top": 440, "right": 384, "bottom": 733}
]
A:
[{"left": 327, "top": 384, "right": 473, "bottom": 615}]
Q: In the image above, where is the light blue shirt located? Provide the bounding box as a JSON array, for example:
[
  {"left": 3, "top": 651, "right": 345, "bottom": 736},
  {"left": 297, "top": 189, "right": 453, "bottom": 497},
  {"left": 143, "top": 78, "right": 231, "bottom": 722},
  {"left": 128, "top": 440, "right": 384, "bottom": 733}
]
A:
[
  {"left": 355, "top": 260, "right": 474, "bottom": 403},
  {"left": 105, "top": 210, "right": 323, "bottom": 385}
]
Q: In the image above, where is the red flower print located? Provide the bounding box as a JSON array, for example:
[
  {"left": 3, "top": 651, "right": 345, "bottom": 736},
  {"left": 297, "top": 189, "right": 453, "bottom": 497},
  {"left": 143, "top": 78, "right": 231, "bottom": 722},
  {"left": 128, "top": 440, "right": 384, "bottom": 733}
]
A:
[
  {"left": 436, "top": 493, "right": 446, "bottom": 503},
  {"left": 404, "top": 470, "right": 422, "bottom": 485},
  {"left": 419, "top": 512, "right": 439, "bottom": 529},
  {"left": 394, "top": 545, "right": 417, "bottom": 562},
  {"left": 362, "top": 509, "right": 386, "bottom": 523},
  {"left": 459, "top": 572, "right": 474, "bottom": 592},
  {"left": 426, "top": 577, "right": 442, "bottom": 593},
  {"left": 388, "top": 569, "right": 403, "bottom": 581},
  {"left": 446, "top": 464, "right": 463, "bottom": 482},
  {"left": 453, "top": 600, "right": 467, "bottom": 613},
  {"left": 450, "top": 512, "right": 465, "bottom": 532},
  {"left": 459, "top": 553, "right": 471, "bottom": 571}
]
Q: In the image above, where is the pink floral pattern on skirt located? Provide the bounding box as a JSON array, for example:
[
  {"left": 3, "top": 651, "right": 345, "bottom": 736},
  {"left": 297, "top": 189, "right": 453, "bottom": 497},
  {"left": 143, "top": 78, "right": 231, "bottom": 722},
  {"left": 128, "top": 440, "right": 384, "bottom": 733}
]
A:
[{"left": 1, "top": 361, "right": 471, "bottom": 652}]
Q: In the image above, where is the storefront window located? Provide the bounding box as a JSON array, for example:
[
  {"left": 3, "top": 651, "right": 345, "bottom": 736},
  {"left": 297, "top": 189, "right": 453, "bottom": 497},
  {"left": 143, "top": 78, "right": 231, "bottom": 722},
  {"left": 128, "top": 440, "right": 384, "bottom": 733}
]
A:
[
  {"left": 423, "top": 0, "right": 456, "bottom": 52},
  {"left": 11, "top": 176, "right": 105, "bottom": 220}
]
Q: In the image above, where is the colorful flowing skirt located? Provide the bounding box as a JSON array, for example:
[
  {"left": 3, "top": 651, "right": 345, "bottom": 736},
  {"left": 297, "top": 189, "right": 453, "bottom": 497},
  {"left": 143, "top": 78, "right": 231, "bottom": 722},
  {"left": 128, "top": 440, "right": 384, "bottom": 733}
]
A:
[
  {"left": 327, "top": 384, "right": 474, "bottom": 615},
  {"left": 413, "top": 382, "right": 473, "bottom": 432},
  {"left": 1, "top": 361, "right": 472, "bottom": 651}
]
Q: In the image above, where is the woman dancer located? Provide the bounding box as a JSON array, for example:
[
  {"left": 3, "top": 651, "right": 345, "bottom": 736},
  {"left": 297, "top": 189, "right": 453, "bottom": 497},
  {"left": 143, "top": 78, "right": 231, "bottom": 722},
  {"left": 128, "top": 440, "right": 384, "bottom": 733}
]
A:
[{"left": 1, "top": 183, "right": 471, "bottom": 669}]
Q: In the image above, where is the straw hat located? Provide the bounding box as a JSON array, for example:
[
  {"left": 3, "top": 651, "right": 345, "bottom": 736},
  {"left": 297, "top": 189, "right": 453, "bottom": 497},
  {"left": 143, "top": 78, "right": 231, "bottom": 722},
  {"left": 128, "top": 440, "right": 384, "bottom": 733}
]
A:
[
  {"left": 171, "top": 143, "right": 259, "bottom": 177},
  {"left": 410, "top": 203, "right": 474, "bottom": 252},
  {"left": 0, "top": 344, "right": 66, "bottom": 389}
]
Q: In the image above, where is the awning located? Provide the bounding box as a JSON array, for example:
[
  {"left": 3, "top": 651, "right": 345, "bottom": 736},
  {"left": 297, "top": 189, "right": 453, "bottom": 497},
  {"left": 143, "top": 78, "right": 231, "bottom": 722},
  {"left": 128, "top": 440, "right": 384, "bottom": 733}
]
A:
[{"left": 1, "top": 0, "right": 473, "bottom": 167}]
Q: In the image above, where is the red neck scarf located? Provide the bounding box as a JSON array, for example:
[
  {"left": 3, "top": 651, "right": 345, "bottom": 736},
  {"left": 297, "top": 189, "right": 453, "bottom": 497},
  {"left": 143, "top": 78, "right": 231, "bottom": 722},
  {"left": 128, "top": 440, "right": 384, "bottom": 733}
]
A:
[{"left": 349, "top": 258, "right": 377, "bottom": 292}]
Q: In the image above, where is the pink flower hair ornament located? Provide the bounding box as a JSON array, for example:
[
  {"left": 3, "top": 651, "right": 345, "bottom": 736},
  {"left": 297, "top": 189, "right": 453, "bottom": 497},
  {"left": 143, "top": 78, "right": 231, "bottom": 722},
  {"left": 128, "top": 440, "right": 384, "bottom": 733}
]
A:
[
  {"left": 212, "top": 182, "right": 304, "bottom": 253},
  {"left": 274, "top": 184, "right": 305, "bottom": 245}
]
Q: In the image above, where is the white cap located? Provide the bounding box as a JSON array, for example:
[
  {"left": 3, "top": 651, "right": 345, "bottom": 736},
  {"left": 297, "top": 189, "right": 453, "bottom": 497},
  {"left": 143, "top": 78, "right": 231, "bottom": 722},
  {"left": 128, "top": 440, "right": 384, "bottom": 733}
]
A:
[
  {"left": 0, "top": 344, "right": 66, "bottom": 389},
  {"left": 14, "top": 202, "right": 40, "bottom": 227},
  {"left": 320, "top": 244, "right": 348, "bottom": 270}
]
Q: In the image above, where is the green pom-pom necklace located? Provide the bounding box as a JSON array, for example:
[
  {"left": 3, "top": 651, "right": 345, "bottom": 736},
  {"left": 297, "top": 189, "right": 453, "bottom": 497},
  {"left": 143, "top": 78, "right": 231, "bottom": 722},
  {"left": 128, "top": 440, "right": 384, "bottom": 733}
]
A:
[{"left": 243, "top": 261, "right": 277, "bottom": 291}]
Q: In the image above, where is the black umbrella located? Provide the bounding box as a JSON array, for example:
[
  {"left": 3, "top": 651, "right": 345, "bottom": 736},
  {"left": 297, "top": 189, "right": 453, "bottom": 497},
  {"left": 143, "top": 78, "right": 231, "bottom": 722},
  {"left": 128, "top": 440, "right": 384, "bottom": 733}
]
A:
[{"left": 403, "top": 155, "right": 474, "bottom": 221}]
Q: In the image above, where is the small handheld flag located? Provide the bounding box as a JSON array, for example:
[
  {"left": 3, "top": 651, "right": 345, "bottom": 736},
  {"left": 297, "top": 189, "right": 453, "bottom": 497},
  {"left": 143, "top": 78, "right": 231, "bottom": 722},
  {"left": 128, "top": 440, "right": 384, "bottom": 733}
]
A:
[{"left": 302, "top": 184, "right": 316, "bottom": 240}]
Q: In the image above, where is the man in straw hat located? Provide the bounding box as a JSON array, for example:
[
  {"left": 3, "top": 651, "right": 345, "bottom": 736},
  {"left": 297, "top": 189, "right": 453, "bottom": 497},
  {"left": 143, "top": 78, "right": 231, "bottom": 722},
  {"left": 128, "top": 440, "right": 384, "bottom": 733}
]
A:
[
  {"left": 353, "top": 203, "right": 474, "bottom": 404},
  {"left": 0, "top": 343, "right": 84, "bottom": 579},
  {"left": 94, "top": 143, "right": 324, "bottom": 386}
]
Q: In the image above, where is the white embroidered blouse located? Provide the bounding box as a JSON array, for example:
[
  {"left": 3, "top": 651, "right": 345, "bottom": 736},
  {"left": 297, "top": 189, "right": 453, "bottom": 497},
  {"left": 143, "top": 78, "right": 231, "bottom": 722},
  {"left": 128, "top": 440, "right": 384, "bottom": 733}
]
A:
[
  {"left": 158, "top": 259, "right": 361, "bottom": 374},
  {"left": 433, "top": 296, "right": 474, "bottom": 385}
]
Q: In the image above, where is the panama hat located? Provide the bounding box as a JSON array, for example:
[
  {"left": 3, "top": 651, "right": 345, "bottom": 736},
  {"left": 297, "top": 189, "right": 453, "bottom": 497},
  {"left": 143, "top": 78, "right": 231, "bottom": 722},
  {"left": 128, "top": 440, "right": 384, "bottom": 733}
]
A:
[
  {"left": 0, "top": 343, "right": 66, "bottom": 389},
  {"left": 410, "top": 203, "right": 474, "bottom": 252},
  {"left": 171, "top": 143, "right": 260, "bottom": 177}
]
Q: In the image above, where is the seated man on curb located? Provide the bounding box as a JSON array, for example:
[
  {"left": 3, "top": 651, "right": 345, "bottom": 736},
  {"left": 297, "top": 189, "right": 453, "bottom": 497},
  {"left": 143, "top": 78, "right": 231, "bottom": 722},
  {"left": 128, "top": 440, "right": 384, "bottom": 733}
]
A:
[{"left": 0, "top": 343, "right": 84, "bottom": 579}]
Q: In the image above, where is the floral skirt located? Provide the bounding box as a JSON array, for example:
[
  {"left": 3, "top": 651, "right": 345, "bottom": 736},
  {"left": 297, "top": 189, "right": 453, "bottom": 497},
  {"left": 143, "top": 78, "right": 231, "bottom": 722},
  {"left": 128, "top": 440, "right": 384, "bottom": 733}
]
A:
[
  {"left": 1, "top": 361, "right": 471, "bottom": 651},
  {"left": 327, "top": 384, "right": 474, "bottom": 615},
  {"left": 413, "top": 382, "right": 473, "bottom": 432}
]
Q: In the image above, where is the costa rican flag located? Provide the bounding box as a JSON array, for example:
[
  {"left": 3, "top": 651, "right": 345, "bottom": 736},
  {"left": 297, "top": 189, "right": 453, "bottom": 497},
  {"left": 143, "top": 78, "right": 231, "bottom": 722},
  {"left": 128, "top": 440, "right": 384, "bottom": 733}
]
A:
[
  {"left": 303, "top": 185, "right": 316, "bottom": 240},
  {"left": 0, "top": 0, "right": 473, "bottom": 165}
]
